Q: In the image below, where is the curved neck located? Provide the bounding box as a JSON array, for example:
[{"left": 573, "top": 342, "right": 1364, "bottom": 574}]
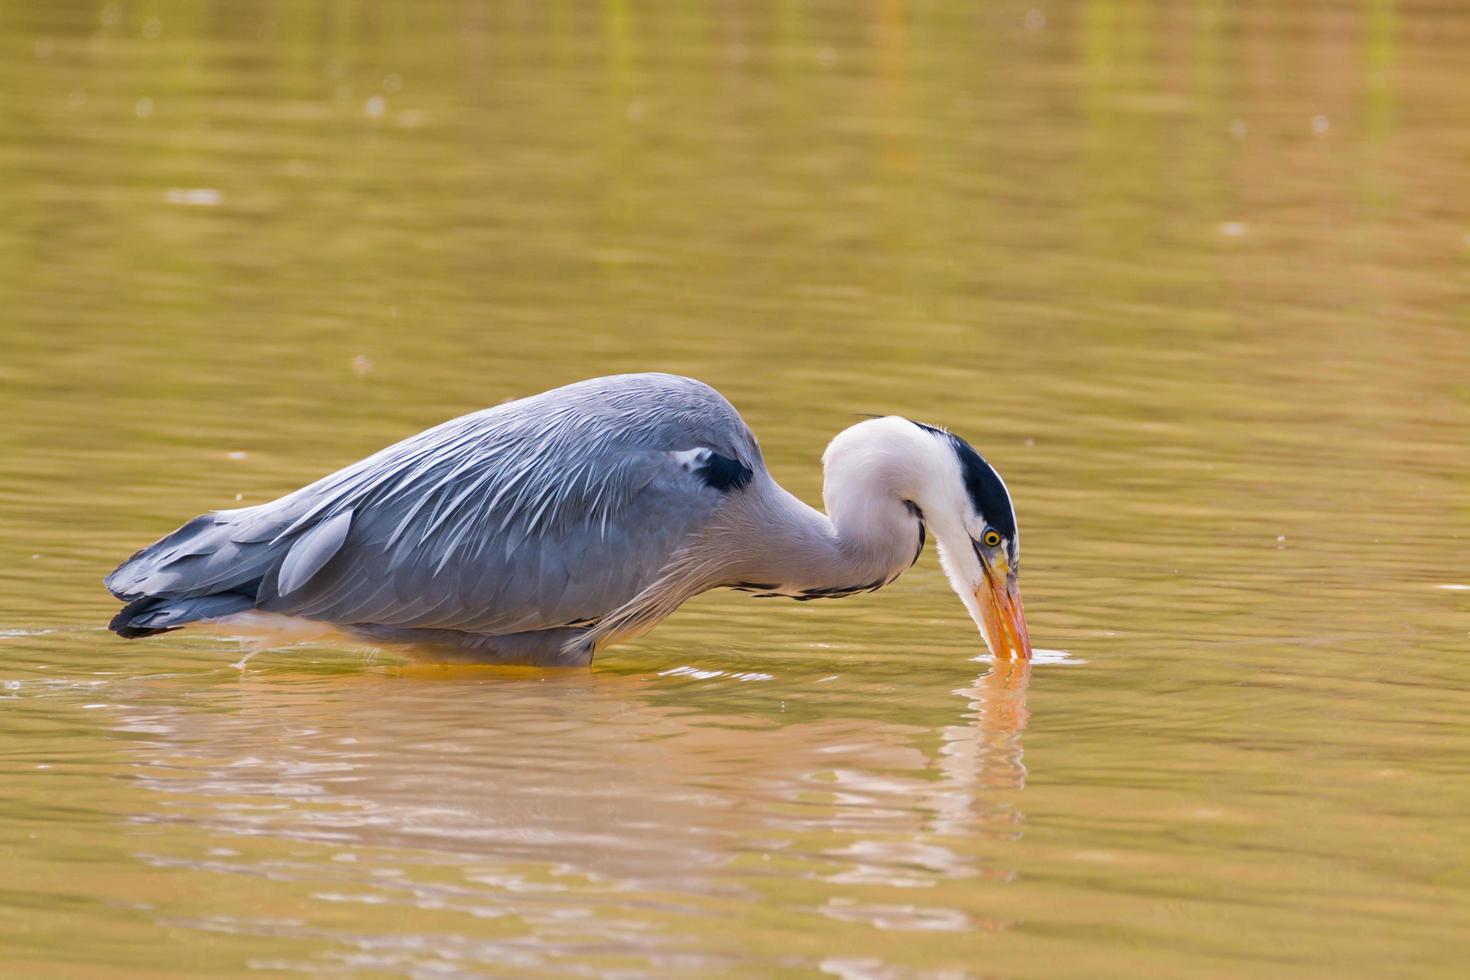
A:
[{"left": 732, "top": 418, "right": 946, "bottom": 595}]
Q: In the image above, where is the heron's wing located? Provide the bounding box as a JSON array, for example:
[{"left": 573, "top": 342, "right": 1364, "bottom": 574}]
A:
[{"left": 107, "top": 374, "right": 760, "bottom": 635}]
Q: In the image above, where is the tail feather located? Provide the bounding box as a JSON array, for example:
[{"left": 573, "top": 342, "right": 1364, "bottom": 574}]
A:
[
  {"left": 106, "top": 513, "right": 273, "bottom": 600},
  {"left": 106, "top": 508, "right": 286, "bottom": 640},
  {"left": 107, "top": 497, "right": 354, "bottom": 640}
]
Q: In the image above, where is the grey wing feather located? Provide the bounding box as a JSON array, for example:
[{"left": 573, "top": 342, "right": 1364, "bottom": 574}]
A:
[
  {"left": 106, "top": 374, "right": 760, "bottom": 637},
  {"left": 277, "top": 509, "right": 354, "bottom": 596}
]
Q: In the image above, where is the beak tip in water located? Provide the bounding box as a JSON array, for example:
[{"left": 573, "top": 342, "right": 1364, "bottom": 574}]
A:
[{"left": 977, "top": 578, "right": 1032, "bottom": 660}]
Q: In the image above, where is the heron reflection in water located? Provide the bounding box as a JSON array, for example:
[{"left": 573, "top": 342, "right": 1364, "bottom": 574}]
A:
[
  {"left": 118, "top": 658, "right": 1033, "bottom": 905},
  {"left": 106, "top": 374, "right": 1032, "bottom": 665},
  {"left": 934, "top": 659, "right": 1031, "bottom": 840}
]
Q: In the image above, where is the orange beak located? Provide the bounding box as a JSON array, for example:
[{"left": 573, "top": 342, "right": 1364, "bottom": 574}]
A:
[{"left": 976, "top": 564, "right": 1032, "bottom": 660}]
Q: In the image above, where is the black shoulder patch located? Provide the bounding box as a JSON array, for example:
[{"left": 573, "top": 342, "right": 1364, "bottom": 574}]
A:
[
  {"left": 696, "top": 452, "right": 753, "bottom": 493},
  {"left": 908, "top": 421, "right": 1016, "bottom": 540}
]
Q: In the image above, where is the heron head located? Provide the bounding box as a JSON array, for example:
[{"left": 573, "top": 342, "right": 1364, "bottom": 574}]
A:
[{"left": 910, "top": 422, "right": 1032, "bottom": 659}]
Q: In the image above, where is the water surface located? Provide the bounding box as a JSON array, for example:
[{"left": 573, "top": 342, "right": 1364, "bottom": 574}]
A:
[{"left": 3, "top": 1, "right": 1470, "bottom": 977}]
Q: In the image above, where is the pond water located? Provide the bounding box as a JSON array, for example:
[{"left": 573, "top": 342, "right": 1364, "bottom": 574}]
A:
[{"left": 3, "top": 1, "right": 1469, "bottom": 976}]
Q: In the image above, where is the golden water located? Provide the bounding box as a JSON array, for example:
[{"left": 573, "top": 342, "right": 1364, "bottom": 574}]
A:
[{"left": 3, "top": 1, "right": 1469, "bottom": 976}]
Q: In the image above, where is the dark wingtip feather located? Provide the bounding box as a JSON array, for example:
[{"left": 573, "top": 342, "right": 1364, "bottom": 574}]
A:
[
  {"left": 108, "top": 595, "right": 174, "bottom": 639},
  {"left": 109, "top": 590, "right": 257, "bottom": 638},
  {"left": 112, "top": 623, "right": 179, "bottom": 639}
]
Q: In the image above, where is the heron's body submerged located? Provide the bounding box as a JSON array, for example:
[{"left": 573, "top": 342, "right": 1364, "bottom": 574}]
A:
[{"left": 107, "top": 373, "right": 1030, "bottom": 664}]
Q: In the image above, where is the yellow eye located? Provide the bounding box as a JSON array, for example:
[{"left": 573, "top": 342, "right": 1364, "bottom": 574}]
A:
[{"left": 983, "top": 530, "right": 1002, "bottom": 548}]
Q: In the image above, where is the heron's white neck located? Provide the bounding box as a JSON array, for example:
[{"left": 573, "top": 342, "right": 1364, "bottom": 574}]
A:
[
  {"left": 733, "top": 417, "right": 963, "bottom": 595},
  {"left": 822, "top": 416, "right": 969, "bottom": 545}
]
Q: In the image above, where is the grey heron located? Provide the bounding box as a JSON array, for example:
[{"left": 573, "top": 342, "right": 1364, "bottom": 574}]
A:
[{"left": 106, "top": 374, "right": 1031, "bottom": 665}]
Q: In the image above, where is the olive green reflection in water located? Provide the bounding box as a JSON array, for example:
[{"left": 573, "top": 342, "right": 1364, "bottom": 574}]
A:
[{"left": 3, "top": 0, "right": 1470, "bottom": 977}]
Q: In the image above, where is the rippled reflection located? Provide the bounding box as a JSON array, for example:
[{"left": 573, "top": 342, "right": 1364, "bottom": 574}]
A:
[
  {"left": 933, "top": 660, "right": 1029, "bottom": 839},
  {"left": 114, "top": 659, "right": 1032, "bottom": 969}
]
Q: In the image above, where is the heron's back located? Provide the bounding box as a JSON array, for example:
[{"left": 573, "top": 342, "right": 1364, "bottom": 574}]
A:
[{"left": 106, "top": 373, "right": 763, "bottom": 643}]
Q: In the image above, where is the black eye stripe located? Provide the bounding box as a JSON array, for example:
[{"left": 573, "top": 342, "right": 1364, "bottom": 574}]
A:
[{"left": 906, "top": 420, "right": 1016, "bottom": 540}]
